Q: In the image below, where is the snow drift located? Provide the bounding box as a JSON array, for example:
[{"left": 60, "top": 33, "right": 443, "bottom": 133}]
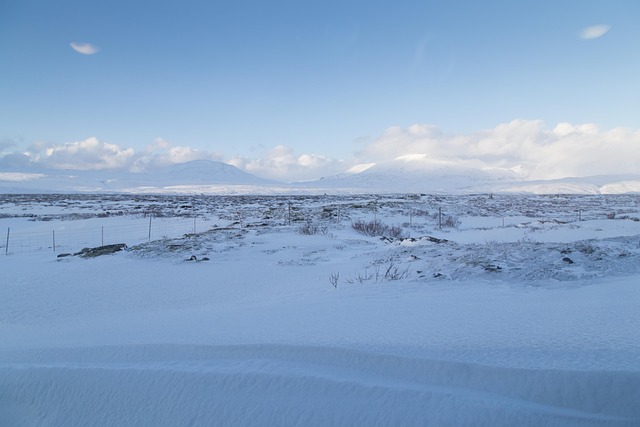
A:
[{"left": 1, "top": 193, "right": 639, "bottom": 426}]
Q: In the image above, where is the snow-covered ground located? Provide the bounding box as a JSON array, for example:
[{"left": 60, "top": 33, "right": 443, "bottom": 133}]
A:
[{"left": 1, "top": 193, "right": 639, "bottom": 426}]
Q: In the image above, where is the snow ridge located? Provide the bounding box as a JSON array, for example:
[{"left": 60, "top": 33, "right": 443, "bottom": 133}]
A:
[{"left": 2, "top": 344, "right": 638, "bottom": 427}]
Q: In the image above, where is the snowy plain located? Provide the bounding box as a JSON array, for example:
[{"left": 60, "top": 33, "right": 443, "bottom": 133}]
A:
[{"left": 1, "top": 192, "right": 640, "bottom": 426}]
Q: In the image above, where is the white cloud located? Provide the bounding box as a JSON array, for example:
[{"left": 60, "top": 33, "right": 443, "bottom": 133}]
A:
[
  {"left": 26, "top": 137, "right": 134, "bottom": 170},
  {"left": 3, "top": 121, "right": 639, "bottom": 183},
  {"left": 9, "top": 137, "right": 227, "bottom": 173},
  {"left": 0, "top": 172, "right": 45, "bottom": 182},
  {"left": 363, "top": 120, "right": 640, "bottom": 180},
  {"left": 229, "top": 145, "right": 343, "bottom": 182},
  {"left": 356, "top": 124, "right": 443, "bottom": 161},
  {"left": 70, "top": 42, "right": 101, "bottom": 55},
  {"left": 580, "top": 25, "right": 611, "bottom": 40},
  {"left": 131, "top": 138, "right": 223, "bottom": 172}
]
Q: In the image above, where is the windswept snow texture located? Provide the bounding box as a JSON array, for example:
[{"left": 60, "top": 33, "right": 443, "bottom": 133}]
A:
[{"left": 1, "top": 193, "right": 640, "bottom": 426}]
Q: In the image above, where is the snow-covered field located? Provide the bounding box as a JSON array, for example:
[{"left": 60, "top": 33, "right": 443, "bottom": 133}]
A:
[{"left": 1, "top": 193, "right": 640, "bottom": 426}]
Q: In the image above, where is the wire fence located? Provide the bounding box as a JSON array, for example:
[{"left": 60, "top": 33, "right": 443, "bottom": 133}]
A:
[
  {"left": 2, "top": 196, "right": 638, "bottom": 256},
  {"left": 2, "top": 217, "right": 202, "bottom": 255}
]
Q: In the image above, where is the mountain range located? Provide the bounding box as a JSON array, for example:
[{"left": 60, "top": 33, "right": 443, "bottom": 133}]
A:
[{"left": 1, "top": 158, "right": 639, "bottom": 194}]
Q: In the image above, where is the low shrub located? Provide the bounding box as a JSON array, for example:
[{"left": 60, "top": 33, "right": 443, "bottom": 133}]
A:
[
  {"left": 352, "top": 219, "right": 387, "bottom": 236},
  {"left": 352, "top": 220, "right": 406, "bottom": 238},
  {"left": 298, "top": 222, "right": 328, "bottom": 235},
  {"left": 432, "top": 212, "right": 461, "bottom": 229}
]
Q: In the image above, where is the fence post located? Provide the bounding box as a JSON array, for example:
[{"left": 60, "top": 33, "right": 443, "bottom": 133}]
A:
[
  {"left": 148, "top": 216, "right": 152, "bottom": 241},
  {"left": 193, "top": 216, "right": 196, "bottom": 234},
  {"left": 52, "top": 230, "right": 56, "bottom": 252},
  {"left": 5, "top": 227, "right": 9, "bottom": 255},
  {"left": 438, "top": 207, "right": 442, "bottom": 229},
  {"left": 102, "top": 226, "right": 104, "bottom": 246}
]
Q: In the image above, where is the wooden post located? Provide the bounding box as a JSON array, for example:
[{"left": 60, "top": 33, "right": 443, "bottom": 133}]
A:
[
  {"left": 438, "top": 207, "right": 442, "bottom": 229},
  {"left": 5, "top": 227, "right": 10, "bottom": 255},
  {"left": 52, "top": 230, "right": 56, "bottom": 252},
  {"left": 193, "top": 216, "right": 196, "bottom": 234},
  {"left": 148, "top": 216, "right": 152, "bottom": 241},
  {"left": 102, "top": 226, "right": 104, "bottom": 246}
]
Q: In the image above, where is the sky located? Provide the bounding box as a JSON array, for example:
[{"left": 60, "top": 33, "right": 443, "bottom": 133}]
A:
[{"left": 1, "top": 0, "right": 639, "bottom": 182}]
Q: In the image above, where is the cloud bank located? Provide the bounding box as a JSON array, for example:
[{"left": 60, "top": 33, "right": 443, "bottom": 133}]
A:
[
  {"left": 70, "top": 42, "right": 100, "bottom": 55},
  {"left": 358, "top": 120, "right": 640, "bottom": 180},
  {"left": 1, "top": 120, "right": 639, "bottom": 182},
  {"left": 228, "top": 145, "right": 343, "bottom": 182},
  {"left": 26, "top": 137, "right": 134, "bottom": 170},
  {"left": 130, "top": 138, "right": 223, "bottom": 172}
]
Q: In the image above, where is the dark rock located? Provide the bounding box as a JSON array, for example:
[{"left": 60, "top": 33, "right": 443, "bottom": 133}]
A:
[
  {"left": 425, "top": 236, "right": 449, "bottom": 244},
  {"left": 562, "top": 257, "right": 574, "bottom": 264},
  {"left": 75, "top": 244, "right": 127, "bottom": 258}
]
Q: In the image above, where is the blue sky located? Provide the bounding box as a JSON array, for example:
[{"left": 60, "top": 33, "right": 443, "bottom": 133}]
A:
[{"left": 1, "top": 0, "right": 639, "bottom": 181}]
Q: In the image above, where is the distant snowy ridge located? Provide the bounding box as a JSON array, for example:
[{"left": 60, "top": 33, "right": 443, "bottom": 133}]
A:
[
  {"left": 305, "top": 154, "right": 526, "bottom": 193},
  {"left": 495, "top": 175, "right": 640, "bottom": 195},
  {"left": 304, "top": 155, "right": 640, "bottom": 194},
  {"left": 0, "top": 160, "right": 279, "bottom": 194},
  {"left": 1, "top": 157, "right": 639, "bottom": 194},
  {"left": 155, "top": 160, "right": 277, "bottom": 185}
]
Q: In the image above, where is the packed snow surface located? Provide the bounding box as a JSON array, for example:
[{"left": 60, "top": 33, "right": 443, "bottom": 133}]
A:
[{"left": 1, "top": 193, "right": 639, "bottom": 426}]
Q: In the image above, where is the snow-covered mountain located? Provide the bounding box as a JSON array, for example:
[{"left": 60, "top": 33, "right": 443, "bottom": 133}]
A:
[
  {"left": 303, "top": 154, "right": 640, "bottom": 194},
  {"left": 0, "top": 160, "right": 280, "bottom": 194},
  {"left": 302, "top": 154, "right": 524, "bottom": 193},
  {"left": 1, "top": 156, "right": 639, "bottom": 194},
  {"left": 491, "top": 175, "right": 640, "bottom": 194}
]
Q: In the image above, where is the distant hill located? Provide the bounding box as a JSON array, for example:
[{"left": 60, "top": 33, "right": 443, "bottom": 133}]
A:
[
  {"left": 0, "top": 160, "right": 280, "bottom": 194},
  {"left": 491, "top": 175, "right": 640, "bottom": 194},
  {"left": 1, "top": 157, "right": 639, "bottom": 194},
  {"left": 299, "top": 154, "right": 524, "bottom": 194},
  {"left": 298, "top": 154, "right": 640, "bottom": 195}
]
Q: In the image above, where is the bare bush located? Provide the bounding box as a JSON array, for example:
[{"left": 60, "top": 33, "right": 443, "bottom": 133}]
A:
[
  {"left": 387, "top": 225, "right": 406, "bottom": 238},
  {"left": 329, "top": 272, "right": 339, "bottom": 289},
  {"left": 432, "top": 212, "right": 461, "bottom": 229},
  {"left": 382, "top": 260, "right": 411, "bottom": 280},
  {"left": 352, "top": 219, "right": 387, "bottom": 236},
  {"left": 442, "top": 215, "right": 461, "bottom": 228},
  {"left": 352, "top": 220, "right": 406, "bottom": 237},
  {"left": 298, "top": 222, "right": 327, "bottom": 236},
  {"left": 347, "top": 259, "right": 411, "bottom": 284}
]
